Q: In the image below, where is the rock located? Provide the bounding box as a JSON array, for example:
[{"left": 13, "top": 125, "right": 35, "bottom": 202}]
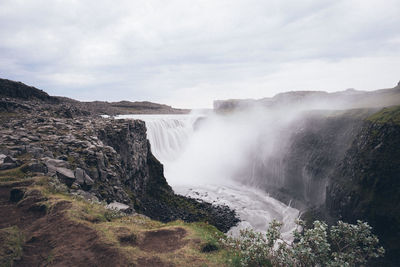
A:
[
  {"left": 56, "top": 167, "right": 76, "bottom": 187},
  {"left": 74, "top": 168, "right": 94, "bottom": 190},
  {"left": 3, "top": 156, "right": 16, "bottom": 164},
  {"left": 43, "top": 157, "right": 69, "bottom": 175},
  {"left": 26, "top": 146, "right": 44, "bottom": 158},
  {"left": 43, "top": 158, "right": 69, "bottom": 167},
  {"left": 106, "top": 201, "right": 130, "bottom": 211},
  {"left": 0, "top": 154, "right": 6, "bottom": 164},
  {"left": 0, "top": 162, "right": 18, "bottom": 170},
  {"left": 21, "top": 162, "right": 48, "bottom": 174},
  {"left": 74, "top": 168, "right": 85, "bottom": 184},
  {"left": 43, "top": 151, "right": 54, "bottom": 158}
]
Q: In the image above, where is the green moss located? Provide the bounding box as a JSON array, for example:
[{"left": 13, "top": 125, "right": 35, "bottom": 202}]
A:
[
  {"left": 0, "top": 226, "right": 25, "bottom": 266},
  {"left": 367, "top": 105, "right": 400, "bottom": 125}
]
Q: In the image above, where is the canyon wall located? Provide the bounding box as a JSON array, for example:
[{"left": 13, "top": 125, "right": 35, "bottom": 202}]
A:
[{"left": 243, "top": 107, "right": 400, "bottom": 266}]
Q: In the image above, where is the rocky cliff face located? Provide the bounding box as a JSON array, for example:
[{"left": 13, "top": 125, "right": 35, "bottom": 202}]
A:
[
  {"left": 0, "top": 115, "right": 157, "bottom": 205},
  {"left": 241, "top": 107, "right": 399, "bottom": 265},
  {"left": 325, "top": 109, "right": 400, "bottom": 266},
  {"left": 245, "top": 110, "right": 372, "bottom": 209}
]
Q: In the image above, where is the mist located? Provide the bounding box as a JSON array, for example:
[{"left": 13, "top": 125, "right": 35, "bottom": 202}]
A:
[
  {"left": 117, "top": 88, "right": 394, "bottom": 237},
  {"left": 164, "top": 107, "right": 295, "bottom": 187}
]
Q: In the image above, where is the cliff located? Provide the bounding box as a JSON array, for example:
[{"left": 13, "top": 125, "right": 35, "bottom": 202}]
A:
[
  {"left": 325, "top": 106, "right": 400, "bottom": 266},
  {"left": 237, "top": 106, "right": 400, "bottom": 266}
]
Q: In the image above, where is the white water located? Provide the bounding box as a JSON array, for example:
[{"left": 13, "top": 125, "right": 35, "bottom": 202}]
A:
[{"left": 116, "top": 112, "right": 299, "bottom": 238}]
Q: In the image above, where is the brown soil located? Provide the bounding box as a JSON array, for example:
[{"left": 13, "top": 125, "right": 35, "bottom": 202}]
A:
[
  {"left": 0, "top": 184, "right": 127, "bottom": 267},
  {"left": 139, "top": 227, "right": 188, "bottom": 253},
  {"left": 0, "top": 183, "right": 198, "bottom": 267}
]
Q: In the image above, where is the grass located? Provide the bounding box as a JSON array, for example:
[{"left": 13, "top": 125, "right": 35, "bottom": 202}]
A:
[
  {"left": 0, "top": 226, "right": 25, "bottom": 267},
  {"left": 45, "top": 187, "right": 237, "bottom": 266},
  {"left": 0, "top": 171, "right": 240, "bottom": 266},
  {"left": 0, "top": 165, "right": 28, "bottom": 182},
  {"left": 367, "top": 105, "right": 400, "bottom": 125}
]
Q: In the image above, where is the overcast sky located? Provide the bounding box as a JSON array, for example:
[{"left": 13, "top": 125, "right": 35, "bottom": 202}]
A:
[{"left": 0, "top": 0, "right": 399, "bottom": 108}]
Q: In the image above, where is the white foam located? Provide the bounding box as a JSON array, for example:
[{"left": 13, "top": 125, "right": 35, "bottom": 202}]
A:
[{"left": 118, "top": 113, "right": 299, "bottom": 241}]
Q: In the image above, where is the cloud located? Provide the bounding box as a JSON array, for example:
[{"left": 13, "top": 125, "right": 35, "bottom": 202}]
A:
[{"left": 0, "top": 0, "right": 399, "bottom": 108}]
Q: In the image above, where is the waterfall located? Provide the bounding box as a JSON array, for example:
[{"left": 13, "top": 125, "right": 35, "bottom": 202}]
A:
[
  {"left": 120, "top": 114, "right": 197, "bottom": 162},
  {"left": 116, "top": 111, "right": 300, "bottom": 239}
]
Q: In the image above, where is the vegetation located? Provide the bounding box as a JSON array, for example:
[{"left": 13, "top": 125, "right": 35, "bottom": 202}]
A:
[
  {"left": 367, "top": 105, "right": 400, "bottom": 125},
  {"left": 4, "top": 175, "right": 235, "bottom": 266},
  {"left": 0, "top": 165, "right": 28, "bottom": 181},
  {"left": 0, "top": 226, "right": 24, "bottom": 267},
  {"left": 222, "top": 220, "right": 384, "bottom": 267}
]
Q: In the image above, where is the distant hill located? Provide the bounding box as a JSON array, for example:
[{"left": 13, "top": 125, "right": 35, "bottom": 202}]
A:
[
  {"left": 214, "top": 81, "right": 400, "bottom": 112},
  {"left": 55, "top": 98, "right": 189, "bottom": 115},
  {"left": 0, "top": 78, "right": 190, "bottom": 115}
]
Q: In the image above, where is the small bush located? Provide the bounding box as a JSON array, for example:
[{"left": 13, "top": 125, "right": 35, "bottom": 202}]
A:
[
  {"left": 221, "top": 219, "right": 384, "bottom": 267},
  {"left": 104, "top": 209, "right": 125, "bottom": 221}
]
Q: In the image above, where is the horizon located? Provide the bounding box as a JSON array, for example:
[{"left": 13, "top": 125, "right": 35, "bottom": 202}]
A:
[
  {"left": 1, "top": 0, "right": 399, "bottom": 109},
  {"left": 5, "top": 77, "right": 399, "bottom": 110}
]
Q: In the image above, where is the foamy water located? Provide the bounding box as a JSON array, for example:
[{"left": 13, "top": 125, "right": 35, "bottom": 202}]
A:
[{"left": 116, "top": 113, "right": 299, "bottom": 239}]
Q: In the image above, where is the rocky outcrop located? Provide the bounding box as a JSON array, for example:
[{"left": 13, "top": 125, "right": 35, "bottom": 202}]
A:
[{"left": 325, "top": 117, "right": 400, "bottom": 266}]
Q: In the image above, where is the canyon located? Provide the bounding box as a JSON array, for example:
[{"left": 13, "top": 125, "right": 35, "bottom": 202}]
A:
[{"left": 1, "top": 78, "right": 399, "bottom": 266}]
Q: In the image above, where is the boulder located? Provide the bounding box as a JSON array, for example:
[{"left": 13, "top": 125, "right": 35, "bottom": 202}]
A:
[
  {"left": 106, "top": 201, "right": 130, "bottom": 211},
  {"left": 74, "top": 168, "right": 94, "bottom": 190},
  {"left": 56, "top": 167, "right": 76, "bottom": 187},
  {"left": 43, "top": 157, "right": 69, "bottom": 175}
]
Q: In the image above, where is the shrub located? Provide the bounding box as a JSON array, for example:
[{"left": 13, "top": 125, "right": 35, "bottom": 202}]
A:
[{"left": 221, "top": 219, "right": 384, "bottom": 267}]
